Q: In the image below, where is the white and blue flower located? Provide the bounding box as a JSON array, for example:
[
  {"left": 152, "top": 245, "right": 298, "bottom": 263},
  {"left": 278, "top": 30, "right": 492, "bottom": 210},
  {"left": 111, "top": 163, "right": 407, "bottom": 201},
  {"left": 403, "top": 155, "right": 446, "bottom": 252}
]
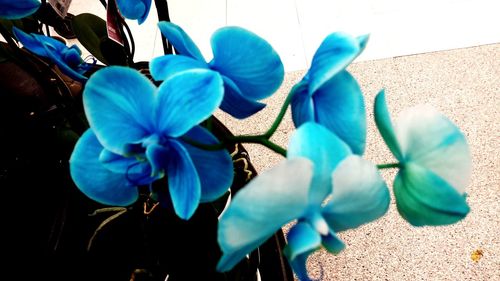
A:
[
  {"left": 150, "top": 22, "right": 285, "bottom": 119},
  {"left": 70, "top": 66, "right": 233, "bottom": 220},
  {"left": 291, "top": 33, "right": 368, "bottom": 154},
  {"left": 374, "top": 90, "right": 471, "bottom": 226},
  {"left": 217, "top": 123, "right": 390, "bottom": 280}
]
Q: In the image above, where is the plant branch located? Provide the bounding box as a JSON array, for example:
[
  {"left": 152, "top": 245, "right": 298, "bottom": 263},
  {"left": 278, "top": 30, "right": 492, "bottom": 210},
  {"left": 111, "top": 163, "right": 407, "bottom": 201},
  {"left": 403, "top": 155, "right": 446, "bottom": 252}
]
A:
[{"left": 377, "top": 163, "right": 400, "bottom": 169}]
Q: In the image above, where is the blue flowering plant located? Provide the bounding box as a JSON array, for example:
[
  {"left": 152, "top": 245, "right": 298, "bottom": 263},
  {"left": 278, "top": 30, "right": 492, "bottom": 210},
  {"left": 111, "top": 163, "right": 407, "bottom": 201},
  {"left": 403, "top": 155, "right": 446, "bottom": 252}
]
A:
[{"left": 0, "top": 1, "right": 471, "bottom": 280}]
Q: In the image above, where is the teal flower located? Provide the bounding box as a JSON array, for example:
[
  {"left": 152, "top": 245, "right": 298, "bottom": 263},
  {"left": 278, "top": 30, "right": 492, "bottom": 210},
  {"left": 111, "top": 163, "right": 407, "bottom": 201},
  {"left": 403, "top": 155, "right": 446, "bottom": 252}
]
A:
[
  {"left": 374, "top": 90, "right": 471, "bottom": 226},
  {"left": 70, "top": 66, "right": 233, "bottom": 220},
  {"left": 291, "top": 32, "right": 368, "bottom": 154},
  {"left": 150, "top": 22, "right": 284, "bottom": 119},
  {"left": 116, "top": 0, "right": 152, "bottom": 24},
  {"left": 0, "top": 0, "right": 40, "bottom": 19},
  {"left": 12, "top": 27, "right": 92, "bottom": 82},
  {"left": 217, "top": 123, "right": 390, "bottom": 280}
]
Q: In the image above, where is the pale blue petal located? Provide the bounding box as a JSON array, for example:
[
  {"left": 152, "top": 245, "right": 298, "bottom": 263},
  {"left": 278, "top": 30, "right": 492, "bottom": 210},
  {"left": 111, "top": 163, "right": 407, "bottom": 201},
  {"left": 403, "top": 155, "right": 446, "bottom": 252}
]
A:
[
  {"left": 219, "top": 76, "right": 266, "bottom": 119},
  {"left": 99, "top": 149, "right": 154, "bottom": 185},
  {"left": 13, "top": 28, "right": 88, "bottom": 81},
  {"left": 13, "top": 27, "right": 62, "bottom": 56},
  {"left": 395, "top": 105, "right": 471, "bottom": 194},
  {"left": 182, "top": 126, "right": 233, "bottom": 202},
  {"left": 308, "top": 32, "right": 365, "bottom": 94},
  {"left": 155, "top": 69, "right": 223, "bottom": 137},
  {"left": 284, "top": 222, "right": 321, "bottom": 281},
  {"left": 145, "top": 143, "right": 170, "bottom": 179},
  {"left": 150, "top": 55, "right": 208, "bottom": 81},
  {"left": 322, "top": 156, "right": 390, "bottom": 232},
  {"left": 166, "top": 140, "right": 201, "bottom": 220},
  {"left": 313, "top": 70, "right": 366, "bottom": 154},
  {"left": 209, "top": 26, "right": 284, "bottom": 100},
  {"left": 284, "top": 222, "right": 322, "bottom": 261},
  {"left": 291, "top": 81, "right": 315, "bottom": 126},
  {"left": 288, "top": 123, "right": 351, "bottom": 206},
  {"left": 217, "top": 158, "right": 313, "bottom": 272},
  {"left": 288, "top": 252, "right": 315, "bottom": 281},
  {"left": 321, "top": 231, "right": 345, "bottom": 254},
  {"left": 356, "top": 34, "right": 369, "bottom": 53},
  {"left": 69, "top": 129, "right": 139, "bottom": 206},
  {"left": 158, "top": 21, "right": 205, "bottom": 61},
  {"left": 44, "top": 44, "right": 88, "bottom": 81},
  {"left": 394, "top": 163, "right": 470, "bottom": 226},
  {"left": 116, "top": 0, "right": 151, "bottom": 24},
  {"left": 0, "top": 0, "right": 40, "bottom": 19},
  {"left": 83, "top": 66, "right": 156, "bottom": 154},
  {"left": 374, "top": 90, "right": 403, "bottom": 160}
]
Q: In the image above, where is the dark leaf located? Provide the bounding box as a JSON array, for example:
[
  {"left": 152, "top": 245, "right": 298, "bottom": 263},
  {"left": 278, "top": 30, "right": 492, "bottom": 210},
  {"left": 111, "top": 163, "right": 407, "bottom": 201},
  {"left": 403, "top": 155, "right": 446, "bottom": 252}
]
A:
[{"left": 71, "top": 13, "right": 128, "bottom": 66}]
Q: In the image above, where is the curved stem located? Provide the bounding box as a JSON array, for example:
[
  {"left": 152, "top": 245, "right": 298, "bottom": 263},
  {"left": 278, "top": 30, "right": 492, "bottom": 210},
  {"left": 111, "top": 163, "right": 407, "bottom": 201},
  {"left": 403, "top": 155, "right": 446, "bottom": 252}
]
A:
[
  {"left": 182, "top": 89, "right": 297, "bottom": 157},
  {"left": 182, "top": 135, "right": 287, "bottom": 157},
  {"left": 229, "top": 135, "right": 287, "bottom": 156},
  {"left": 377, "top": 163, "right": 400, "bottom": 169},
  {"left": 263, "top": 88, "right": 296, "bottom": 138}
]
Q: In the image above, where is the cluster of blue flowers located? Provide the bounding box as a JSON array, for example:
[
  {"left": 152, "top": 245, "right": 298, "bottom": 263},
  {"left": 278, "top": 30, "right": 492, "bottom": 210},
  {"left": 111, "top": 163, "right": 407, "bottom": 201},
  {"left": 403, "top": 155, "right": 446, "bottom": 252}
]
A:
[{"left": 2, "top": 1, "right": 471, "bottom": 280}]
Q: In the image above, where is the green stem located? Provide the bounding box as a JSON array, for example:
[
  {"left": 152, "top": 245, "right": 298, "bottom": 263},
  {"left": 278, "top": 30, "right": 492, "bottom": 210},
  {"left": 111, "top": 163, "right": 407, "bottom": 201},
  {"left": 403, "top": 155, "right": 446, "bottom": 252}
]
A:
[
  {"left": 377, "top": 163, "right": 400, "bottom": 169},
  {"left": 181, "top": 89, "right": 297, "bottom": 157},
  {"left": 263, "top": 89, "right": 296, "bottom": 138},
  {"left": 229, "top": 135, "right": 287, "bottom": 156},
  {"left": 181, "top": 135, "right": 287, "bottom": 157}
]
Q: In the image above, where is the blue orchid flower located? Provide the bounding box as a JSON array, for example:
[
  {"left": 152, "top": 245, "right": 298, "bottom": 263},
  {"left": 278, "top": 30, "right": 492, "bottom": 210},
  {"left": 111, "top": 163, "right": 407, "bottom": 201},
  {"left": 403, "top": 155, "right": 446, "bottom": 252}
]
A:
[
  {"left": 116, "top": 0, "right": 152, "bottom": 24},
  {"left": 150, "top": 21, "right": 285, "bottom": 119},
  {"left": 374, "top": 90, "right": 471, "bottom": 226},
  {"left": 70, "top": 66, "right": 234, "bottom": 220},
  {"left": 12, "top": 27, "right": 92, "bottom": 82},
  {"left": 0, "top": 0, "right": 40, "bottom": 19},
  {"left": 217, "top": 123, "right": 390, "bottom": 280},
  {"left": 290, "top": 32, "right": 368, "bottom": 155}
]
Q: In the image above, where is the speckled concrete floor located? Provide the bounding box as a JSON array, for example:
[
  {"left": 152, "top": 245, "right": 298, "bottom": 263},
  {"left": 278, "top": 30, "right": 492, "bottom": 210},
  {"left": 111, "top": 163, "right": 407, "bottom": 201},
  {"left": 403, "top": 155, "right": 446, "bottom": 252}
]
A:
[{"left": 216, "top": 43, "right": 500, "bottom": 281}]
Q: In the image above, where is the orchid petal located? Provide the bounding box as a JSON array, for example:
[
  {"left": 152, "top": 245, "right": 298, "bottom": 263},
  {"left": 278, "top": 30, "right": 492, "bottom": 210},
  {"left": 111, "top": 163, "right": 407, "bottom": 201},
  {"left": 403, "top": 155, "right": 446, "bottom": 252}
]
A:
[
  {"left": 209, "top": 26, "right": 284, "bottom": 100},
  {"left": 166, "top": 140, "right": 201, "bottom": 220},
  {"left": 374, "top": 90, "right": 404, "bottom": 160},
  {"left": 12, "top": 27, "right": 49, "bottom": 55},
  {"left": 13, "top": 28, "right": 89, "bottom": 81},
  {"left": 356, "top": 34, "right": 369, "bottom": 53},
  {"left": 217, "top": 158, "right": 313, "bottom": 272},
  {"left": 145, "top": 143, "right": 170, "bottom": 179},
  {"left": 44, "top": 43, "right": 88, "bottom": 81},
  {"left": 116, "top": 0, "right": 151, "bottom": 24},
  {"left": 313, "top": 70, "right": 366, "bottom": 154},
  {"left": 395, "top": 105, "right": 471, "bottom": 194},
  {"left": 322, "top": 231, "right": 345, "bottom": 254},
  {"left": 155, "top": 69, "right": 223, "bottom": 137},
  {"left": 288, "top": 252, "right": 315, "bottom": 281},
  {"left": 83, "top": 66, "right": 155, "bottom": 154},
  {"left": 394, "top": 163, "right": 470, "bottom": 226},
  {"left": 284, "top": 222, "right": 322, "bottom": 261},
  {"left": 284, "top": 222, "right": 322, "bottom": 281},
  {"left": 69, "top": 129, "right": 139, "bottom": 206},
  {"left": 182, "top": 126, "right": 233, "bottom": 202},
  {"left": 291, "top": 81, "right": 315, "bottom": 126},
  {"left": 150, "top": 55, "right": 208, "bottom": 81},
  {"left": 158, "top": 21, "right": 205, "bottom": 61},
  {"left": 99, "top": 149, "right": 154, "bottom": 185},
  {"left": 322, "top": 156, "right": 390, "bottom": 232},
  {"left": 219, "top": 76, "right": 266, "bottom": 119},
  {"left": 308, "top": 32, "right": 365, "bottom": 94},
  {"left": 288, "top": 123, "right": 351, "bottom": 206},
  {"left": 0, "top": 0, "right": 40, "bottom": 19}
]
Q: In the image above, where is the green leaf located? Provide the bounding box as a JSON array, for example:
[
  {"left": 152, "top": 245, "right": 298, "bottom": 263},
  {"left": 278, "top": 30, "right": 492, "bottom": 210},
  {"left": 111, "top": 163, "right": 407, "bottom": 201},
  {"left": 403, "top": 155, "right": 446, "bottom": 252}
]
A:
[{"left": 71, "top": 13, "right": 128, "bottom": 66}]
